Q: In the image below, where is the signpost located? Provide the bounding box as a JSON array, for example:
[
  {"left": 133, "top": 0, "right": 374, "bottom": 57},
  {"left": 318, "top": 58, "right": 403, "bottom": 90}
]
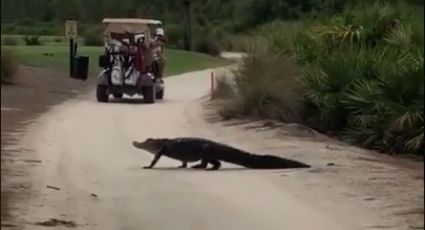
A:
[
  {"left": 65, "top": 20, "right": 78, "bottom": 78},
  {"left": 65, "top": 19, "right": 89, "bottom": 81},
  {"left": 65, "top": 20, "right": 78, "bottom": 39}
]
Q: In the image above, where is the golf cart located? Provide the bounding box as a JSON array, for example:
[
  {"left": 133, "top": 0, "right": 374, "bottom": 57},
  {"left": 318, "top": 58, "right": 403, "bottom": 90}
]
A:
[{"left": 96, "top": 18, "right": 165, "bottom": 103}]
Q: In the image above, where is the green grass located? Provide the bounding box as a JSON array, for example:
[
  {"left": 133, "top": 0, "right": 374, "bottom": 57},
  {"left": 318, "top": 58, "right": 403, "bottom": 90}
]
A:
[
  {"left": 164, "top": 49, "right": 230, "bottom": 75},
  {"left": 1, "top": 36, "right": 230, "bottom": 76},
  {"left": 1, "top": 34, "right": 77, "bottom": 46}
]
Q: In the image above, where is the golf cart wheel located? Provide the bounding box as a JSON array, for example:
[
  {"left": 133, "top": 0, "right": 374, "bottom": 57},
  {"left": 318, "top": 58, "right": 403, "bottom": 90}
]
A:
[
  {"left": 96, "top": 85, "right": 109, "bottom": 102},
  {"left": 143, "top": 86, "right": 156, "bottom": 104},
  {"left": 113, "top": 93, "right": 123, "bottom": 99},
  {"left": 156, "top": 89, "right": 164, "bottom": 100}
]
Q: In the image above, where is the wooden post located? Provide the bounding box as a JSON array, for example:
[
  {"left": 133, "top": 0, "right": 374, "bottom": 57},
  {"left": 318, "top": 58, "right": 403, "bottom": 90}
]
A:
[
  {"left": 69, "top": 38, "right": 74, "bottom": 78},
  {"left": 66, "top": 19, "right": 78, "bottom": 78},
  {"left": 211, "top": 71, "right": 215, "bottom": 100}
]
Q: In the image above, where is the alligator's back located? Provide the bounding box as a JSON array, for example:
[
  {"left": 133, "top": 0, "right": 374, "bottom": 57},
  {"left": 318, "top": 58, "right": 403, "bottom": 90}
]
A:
[{"left": 170, "top": 137, "right": 310, "bottom": 169}]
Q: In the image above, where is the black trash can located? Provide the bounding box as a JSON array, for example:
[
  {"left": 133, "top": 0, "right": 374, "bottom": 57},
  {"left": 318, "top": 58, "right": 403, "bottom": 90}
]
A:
[{"left": 73, "top": 56, "right": 89, "bottom": 81}]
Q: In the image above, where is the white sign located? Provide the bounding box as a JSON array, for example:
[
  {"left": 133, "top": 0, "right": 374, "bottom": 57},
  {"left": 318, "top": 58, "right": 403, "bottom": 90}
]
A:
[{"left": 65, "top": 20, "right": 78, "bottom": 39}]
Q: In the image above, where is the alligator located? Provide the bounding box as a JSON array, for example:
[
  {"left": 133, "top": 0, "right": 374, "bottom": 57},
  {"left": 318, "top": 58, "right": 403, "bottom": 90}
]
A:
[{"left": 132, "top": 137, "right": 311, "bottom": 170}]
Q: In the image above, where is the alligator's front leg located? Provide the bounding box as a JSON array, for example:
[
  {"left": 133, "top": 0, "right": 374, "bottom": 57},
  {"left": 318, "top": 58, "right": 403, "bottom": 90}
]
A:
[{"left": 143, "top": 148, "right": 164, "bottom": 169}]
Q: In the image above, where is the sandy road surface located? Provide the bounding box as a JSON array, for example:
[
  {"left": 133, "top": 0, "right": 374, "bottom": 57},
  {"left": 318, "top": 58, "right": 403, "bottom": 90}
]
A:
[{"left": 5, "top": 68, "right": 423, "bottom": 230}]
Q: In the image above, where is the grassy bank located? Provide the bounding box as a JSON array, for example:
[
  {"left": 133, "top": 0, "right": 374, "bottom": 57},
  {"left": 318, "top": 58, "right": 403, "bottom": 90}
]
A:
[
  {"left": 2, "top": 43, "right": 230, "bottom": 76},
  {"left": 215, "top": 1, "right": 424, "bottom": 156}
]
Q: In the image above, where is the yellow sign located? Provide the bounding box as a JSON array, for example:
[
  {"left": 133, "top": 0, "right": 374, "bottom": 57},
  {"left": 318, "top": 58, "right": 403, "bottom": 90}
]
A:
[{"left": 65, "top": 20, "right": 78, "bottom": 39}]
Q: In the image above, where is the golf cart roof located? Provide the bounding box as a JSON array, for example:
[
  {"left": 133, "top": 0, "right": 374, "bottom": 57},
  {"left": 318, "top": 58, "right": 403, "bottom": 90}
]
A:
[
  {"left": 102, "top": 18, "right": 162, "bottom": 37},
  {"left": 102, "top": 18, "right": 162, "bottom": 25}
]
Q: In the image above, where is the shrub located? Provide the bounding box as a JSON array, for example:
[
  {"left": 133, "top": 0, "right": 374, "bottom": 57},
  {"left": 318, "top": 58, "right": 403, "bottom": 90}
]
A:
[
  {"left": 165, "top": 24, "right": 184, "bottom": 49},
  {"left": 1, "top": 48, "right": 19, "bottom": 84},
  {"left": 3, "top": 37, "right": 18, "bottom": 46},
  {"left": 194, "top": 36, "right": 221, "bottom": 56},
  {"left": 299, "top": 48, "right": 375, "bottom": 132},
  {"left": 18, "top": 18, "right": 35, "bottom": 27},
  {"left": 23, "top": 36, "right": 42, "bottom": 46},
  {"left": 212, "top": 73, "right": 237, "bottom": 99},
  {"left": 83, "top": 31, "right": 103, "bottom": 46},
  {"left": 340, "top": 49, "right": 424, "bottom": 154},
  {"left": 297, "top": 2, "right": 424, "bottom": 154},
  {"left": 219, "top": 35, "right": 254, "bottom": 52},
  {"left": 219, "top": 36, "right": 234, "bottom": 51},
  {"left": 216, "top": 44, "right": 303, "bottom": 122},
  {"left": 298, "top": 2, "right": 423, "bottom": 154},
  {"left": 53, "top": 37, "right": 63, "bottom": 43},
  {"left": 217, "top": 1, "right": 424, "bottom": 155},
  {"left": 1, "top": 24, "right": 16, "bottom": 34},
  {"left": 8, "top": 22, "right": 59, "bottom": 36}
]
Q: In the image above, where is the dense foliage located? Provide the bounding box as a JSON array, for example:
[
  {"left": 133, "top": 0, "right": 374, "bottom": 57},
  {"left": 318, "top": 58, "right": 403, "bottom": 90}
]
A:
[
  {"left": 218, "top": 1, "right": 424, "bottom": 155},
  {"left": 4, "top": 0, "right": 421, "bottom": 35}
]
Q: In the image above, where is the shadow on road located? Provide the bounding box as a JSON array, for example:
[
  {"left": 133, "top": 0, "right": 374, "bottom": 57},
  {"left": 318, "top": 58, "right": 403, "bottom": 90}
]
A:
[{"left": 108, "top": 99, "right": 168, "bottom": 104}]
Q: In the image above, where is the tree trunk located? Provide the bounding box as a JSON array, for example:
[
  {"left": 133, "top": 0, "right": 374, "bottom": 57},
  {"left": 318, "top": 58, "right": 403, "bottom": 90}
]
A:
[{"left": 183, "top": 0, "right": 193, "bottom": 51}]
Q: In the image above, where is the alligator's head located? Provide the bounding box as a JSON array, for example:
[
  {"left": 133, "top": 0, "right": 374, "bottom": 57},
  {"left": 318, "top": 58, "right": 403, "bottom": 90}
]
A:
[{"left": 132, "top": 138, "right": 169, "bottom": 154}]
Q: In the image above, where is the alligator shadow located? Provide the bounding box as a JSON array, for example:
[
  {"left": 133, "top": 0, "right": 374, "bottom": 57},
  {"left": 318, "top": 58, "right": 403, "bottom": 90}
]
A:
[
  {"left": 146, "top": 167, "right": 251, "bottom": 171},
  {"left": 109, "top": 98, "right": 145, "bottom": 104},
  {"left": 144, "top": 167, "right": 308, "bottom": 172},
  {"left": 108, "top": 98, "right": 170, "bottom": 104}
]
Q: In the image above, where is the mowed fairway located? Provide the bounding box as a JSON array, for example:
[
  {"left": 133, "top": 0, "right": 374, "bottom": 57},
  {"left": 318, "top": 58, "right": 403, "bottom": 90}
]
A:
[{"left": 2, "top": 36, "right": 231, "bottom": 76}]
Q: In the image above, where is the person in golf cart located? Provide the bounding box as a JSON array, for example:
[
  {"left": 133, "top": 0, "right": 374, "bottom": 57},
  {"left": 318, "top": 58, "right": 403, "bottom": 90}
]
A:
[{"left": 151, "top": 27, "right": 166, "bottom": 79}]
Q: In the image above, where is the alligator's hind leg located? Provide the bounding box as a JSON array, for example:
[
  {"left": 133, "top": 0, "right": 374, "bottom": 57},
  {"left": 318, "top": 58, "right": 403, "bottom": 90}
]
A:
[
  {"left": 178, "top": 161, "right": 187, "bottom": 168},
  {"left": 206, "top": 159, "right": 221, "bottom": 171},
  {"left": 191, "top": 159, "right": 207, "bottom": 169}
]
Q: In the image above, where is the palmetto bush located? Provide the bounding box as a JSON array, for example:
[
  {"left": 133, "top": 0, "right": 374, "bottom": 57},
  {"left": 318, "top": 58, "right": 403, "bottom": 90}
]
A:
[
  {"left": 297, "top": 2, "right": 424, "bottom": 155},
  {"left": 340, "top": 48, "right": 423, "bottom": 154},
  {"left": 216, "top": 1, "right": 423, "bottom": 155}
]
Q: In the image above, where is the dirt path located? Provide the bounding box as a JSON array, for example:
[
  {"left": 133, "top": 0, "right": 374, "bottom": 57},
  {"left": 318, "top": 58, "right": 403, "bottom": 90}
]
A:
[
  {"left": 1, "top": 66, "right": 94, "bottom": 229},
  {"left": 2, "top": 67, "right": 423, "bottom": 229}
]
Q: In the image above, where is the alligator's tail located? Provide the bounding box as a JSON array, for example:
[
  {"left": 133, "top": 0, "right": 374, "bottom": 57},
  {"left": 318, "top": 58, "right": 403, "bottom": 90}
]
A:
[{"left": 214, "top": 145, "right": 311, "bottom": 169}]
